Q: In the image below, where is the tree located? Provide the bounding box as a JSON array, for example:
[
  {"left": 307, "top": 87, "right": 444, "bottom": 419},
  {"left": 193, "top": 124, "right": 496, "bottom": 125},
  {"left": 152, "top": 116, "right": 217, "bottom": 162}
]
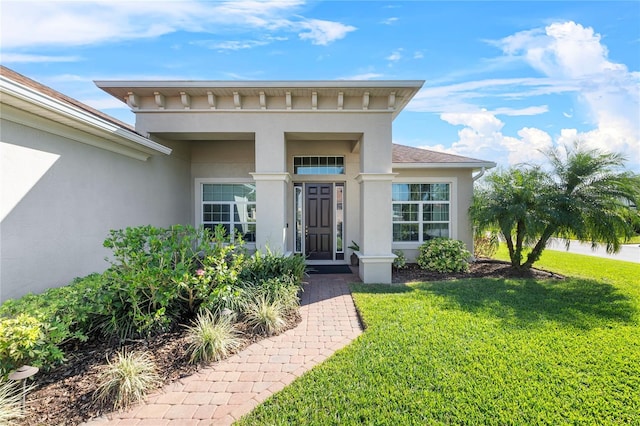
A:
[{"left": 470, "top": 143, "right": 640, "bottom": 270}]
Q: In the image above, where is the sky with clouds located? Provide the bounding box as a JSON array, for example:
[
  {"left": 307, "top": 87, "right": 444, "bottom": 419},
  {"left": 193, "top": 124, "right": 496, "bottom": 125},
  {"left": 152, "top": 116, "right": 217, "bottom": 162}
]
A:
[{"left": 2, "top": 0, "right": 639, "bottom": 172}]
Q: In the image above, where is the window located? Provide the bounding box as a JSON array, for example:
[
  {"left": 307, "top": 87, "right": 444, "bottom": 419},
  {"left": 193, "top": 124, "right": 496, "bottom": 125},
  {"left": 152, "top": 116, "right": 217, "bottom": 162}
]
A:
[
  {"left": 294, "top": 156, "right": 344, "bottom": 175},
  {"left": 392, "top": 183, "right": 450, "bottom": 242},
  {"left": 202, "top": 183, "right": 256, "bottom": 242}
]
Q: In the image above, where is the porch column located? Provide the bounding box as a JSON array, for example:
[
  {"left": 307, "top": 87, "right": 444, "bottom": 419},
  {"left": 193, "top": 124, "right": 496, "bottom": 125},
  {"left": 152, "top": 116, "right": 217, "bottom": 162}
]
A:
[
  {"left": 357, "top": 125, "right": 395, "bottom": 284},
  {"left": 251, "top": 129, "right": 289, "bottom": 254}
]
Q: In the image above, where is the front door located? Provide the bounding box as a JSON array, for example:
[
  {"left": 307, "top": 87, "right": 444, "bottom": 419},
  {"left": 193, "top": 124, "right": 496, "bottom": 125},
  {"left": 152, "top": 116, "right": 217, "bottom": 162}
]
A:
[{"left": 306, "top": 183, "right": 332, "bottom": 260}]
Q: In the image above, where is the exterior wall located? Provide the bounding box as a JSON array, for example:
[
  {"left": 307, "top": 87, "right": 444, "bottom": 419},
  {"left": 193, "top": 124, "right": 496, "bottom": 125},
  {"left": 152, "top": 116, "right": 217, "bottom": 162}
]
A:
[
  {"left": 138, "top": 111, "right": 396, "bottom": 282},
  {"left": 392, "top": 167, "right": 475, "bottom": 262},
  {"left": 0, "top": 116, "right": 191, "bottom": 302}
]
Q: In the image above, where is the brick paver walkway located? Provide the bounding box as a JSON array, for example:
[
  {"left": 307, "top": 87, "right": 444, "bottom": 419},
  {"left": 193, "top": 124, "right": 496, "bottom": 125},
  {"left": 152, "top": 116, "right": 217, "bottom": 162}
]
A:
[{"left": 85, "top": 272, "right": 362, "bottom": 426}]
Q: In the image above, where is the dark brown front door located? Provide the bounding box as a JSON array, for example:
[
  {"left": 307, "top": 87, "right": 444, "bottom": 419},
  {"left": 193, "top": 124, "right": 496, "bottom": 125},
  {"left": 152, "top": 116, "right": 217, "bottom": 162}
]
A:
[{"left": 306, "top": 183, "right": 332, "bottom": 260}]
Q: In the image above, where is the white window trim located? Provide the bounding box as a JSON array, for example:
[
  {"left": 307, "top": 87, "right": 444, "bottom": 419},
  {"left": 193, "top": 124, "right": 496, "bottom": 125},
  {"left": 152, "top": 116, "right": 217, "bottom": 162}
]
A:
[
  {"left": 195, "top": 178, "right": 256, "bottom": 247},
  {"left": 391, "top": 177, "right": 458, "bottom": 248}
]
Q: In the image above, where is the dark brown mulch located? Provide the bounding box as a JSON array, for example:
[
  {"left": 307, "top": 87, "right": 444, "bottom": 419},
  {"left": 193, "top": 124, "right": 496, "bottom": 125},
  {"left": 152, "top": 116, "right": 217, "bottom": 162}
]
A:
[
  {"left": 18, "top": 312, "right": 301, "bottom": 426},
  {"left": 392, "top": 258, "right": 564, "bottom": 283}
]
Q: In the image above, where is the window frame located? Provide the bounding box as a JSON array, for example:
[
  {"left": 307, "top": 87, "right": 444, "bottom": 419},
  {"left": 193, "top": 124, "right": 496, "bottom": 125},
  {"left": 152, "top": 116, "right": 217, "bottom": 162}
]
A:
[
  {"left": 195, "top": 178, "right": 257, "bottom": 245},
  {"left": 391, "top": 177, "right": 458, "bottom": 246}
]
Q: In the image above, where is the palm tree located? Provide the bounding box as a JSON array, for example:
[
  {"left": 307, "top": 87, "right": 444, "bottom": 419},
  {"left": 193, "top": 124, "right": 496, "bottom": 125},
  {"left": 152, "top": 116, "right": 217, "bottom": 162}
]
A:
[{"left": 471, "top": 143, "right": 640, "bottom": 270}]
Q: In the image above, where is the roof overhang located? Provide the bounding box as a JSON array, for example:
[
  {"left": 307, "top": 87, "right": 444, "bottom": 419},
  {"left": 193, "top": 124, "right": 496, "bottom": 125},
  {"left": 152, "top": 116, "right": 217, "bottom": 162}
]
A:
[
  {"left": 1, "top": 75, "right": 171, "bottom": 161},
  {"left": 393, "top": 161, "right": 497, "bottom": 170},
  {"left": 95, "top": 80, "right": 425, "bottom": 119}
]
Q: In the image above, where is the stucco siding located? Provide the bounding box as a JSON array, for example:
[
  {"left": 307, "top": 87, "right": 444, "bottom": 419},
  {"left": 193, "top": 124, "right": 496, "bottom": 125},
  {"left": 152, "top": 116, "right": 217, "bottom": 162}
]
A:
[{"left": 1, "top": 118, "right": 191, "bottom": 302}]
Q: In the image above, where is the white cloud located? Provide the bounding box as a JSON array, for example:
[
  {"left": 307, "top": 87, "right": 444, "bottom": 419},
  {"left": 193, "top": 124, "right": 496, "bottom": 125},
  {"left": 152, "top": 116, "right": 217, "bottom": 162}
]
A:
[
  {"left": 418, "top": 21, "right": 639, "bottom": 171},
  {"left": 381, "top": 17, "right": 399, "bottom": 25},
  {"left": 0, "top": 53, "right": 81, "bottom": 63},
  {"left": 193, "top": 39, "right": 271, "bottom": 51},
  {"left": 0, "top": 0, "right": 354, "bottom": 51},
  {"left": 432, "top": 111, "right": 553, "bottom": 166},
  {"left": 494, "top": 21, "right": 639, "bottom": 162},
  {"left": 387, "top": 50, "right": 402, "bottom": 62},
  {"left": 339, "top": 73, "right": 384, "bottom": 80},
  {"left": 297, "top": 19, "right": 356, "bottom": 45},
  {"left": 413, "top": 51, "right": 424, "bottom": 59}
]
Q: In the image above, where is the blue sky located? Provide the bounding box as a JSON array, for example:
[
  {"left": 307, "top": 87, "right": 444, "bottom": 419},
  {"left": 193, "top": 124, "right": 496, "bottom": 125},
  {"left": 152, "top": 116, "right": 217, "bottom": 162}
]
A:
[{"left": 2, "top": 1, "right": 639, "bottom": 171}]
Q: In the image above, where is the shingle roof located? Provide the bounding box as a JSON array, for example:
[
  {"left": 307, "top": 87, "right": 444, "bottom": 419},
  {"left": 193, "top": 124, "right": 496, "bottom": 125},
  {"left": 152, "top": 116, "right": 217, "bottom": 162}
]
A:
[
  {"left": 0, "top": 65, "right": 136, "bottom": 133},
  {"left": 392, "top": 143, "right": 492, "bottom": 165}
]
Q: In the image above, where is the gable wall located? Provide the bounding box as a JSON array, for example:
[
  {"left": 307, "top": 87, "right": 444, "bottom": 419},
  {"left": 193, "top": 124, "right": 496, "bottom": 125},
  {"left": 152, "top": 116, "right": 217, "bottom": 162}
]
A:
[{"left": 0, "top": 113, "right": 191, "bottom": 302}]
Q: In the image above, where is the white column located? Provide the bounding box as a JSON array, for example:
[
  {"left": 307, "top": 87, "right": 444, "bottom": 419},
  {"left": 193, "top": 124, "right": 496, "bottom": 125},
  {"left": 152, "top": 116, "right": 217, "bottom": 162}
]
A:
[
  {"left": 251, "top": 129, "right": 289, "bottom": 254},
  {"left": 357, "top": 122, "right": 395, "bottom": 284}
]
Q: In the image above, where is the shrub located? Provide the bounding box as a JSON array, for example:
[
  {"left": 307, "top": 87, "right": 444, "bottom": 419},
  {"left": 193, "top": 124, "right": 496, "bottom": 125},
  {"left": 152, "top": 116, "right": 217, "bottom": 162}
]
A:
[
  {"left": 0, "top": 273, "right": 104, "bottom": 344},
  {"left": 474, "top": 232, "right": 499, "bottom": 258},
  {"left": 0, "top": 380, "right": 27, "bottom": 425},
  {"left": 239, "top": 249, "right": 307, "bottom": 284},
  {"left": 417, "top": 238, "right": 471, "bottom": 273},
  {"left": 0, "top": 314, "right": 64, "bottom": 376},
  {"left": 185, "top": 310, "right": 243, "bottom": 364},
  {"left": 97, "top": 224, "right": 238, "bottom": 339},
  {"left": 94, "top": 350, "right": 160, "bottom": 410},
  {"left": 175, "top": 225, "right": 246, "bottom": 317},
  {"left": 0, "top": 274, "right": 104, "bottom": 375},
  {"left": 392, "top": 249, "right": 407, "bottom": 269},
  {"left": 243, "top": 294, "right": 287, "bottom": 336}
]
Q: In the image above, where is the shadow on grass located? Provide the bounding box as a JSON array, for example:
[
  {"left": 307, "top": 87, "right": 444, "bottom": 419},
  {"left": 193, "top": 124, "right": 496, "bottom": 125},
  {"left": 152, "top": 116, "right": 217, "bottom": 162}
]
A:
[{"left": 352, "top": 278, "right": 638, "bottom": 330}]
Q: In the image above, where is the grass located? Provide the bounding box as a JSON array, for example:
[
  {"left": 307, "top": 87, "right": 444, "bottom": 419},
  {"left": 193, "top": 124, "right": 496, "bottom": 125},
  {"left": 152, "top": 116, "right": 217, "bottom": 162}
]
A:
[
  {"left": 238, "top": 249, "right": 640, "bottom": 425},
  {"left": 94, "top": 350, "right": 161, "bottom": 410},
  {"left": 0, "top": 380, "right": 26, "bottom": 425},
  {"left": 185, "top": 310, "right": 243, "bottom": 364}
]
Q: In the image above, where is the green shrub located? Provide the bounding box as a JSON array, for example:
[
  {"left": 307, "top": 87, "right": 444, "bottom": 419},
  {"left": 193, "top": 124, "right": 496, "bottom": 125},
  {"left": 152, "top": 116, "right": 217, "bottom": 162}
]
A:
[
  {"left": 175, "top": 225, "right": 246, "bottom": 317},
  {"left": 474, "top": 232, "right": 499, "bottom": 258},
  {"left": 240, "top": 249, "right": 307, "bottom": 284},
  {"left": 0, "top": 314, "right": 64, "bottom": 376},
  {"left": 94, "top": 350, "right": 160, "bottom": 410},
  {"left": 417, "top": 238, "right": 471, "bottom": 273},
  {"left": 0, "top": 273, "right": 104, "bottom": 346},
  {"left": 185, "top": 310, "right": 243, "bottom": 364},
  {"left": 392, "top": 249, "right": 407, "bottom": 269},
  {"left": 97, "top": 224, "right": 239, "bottom": 339}
]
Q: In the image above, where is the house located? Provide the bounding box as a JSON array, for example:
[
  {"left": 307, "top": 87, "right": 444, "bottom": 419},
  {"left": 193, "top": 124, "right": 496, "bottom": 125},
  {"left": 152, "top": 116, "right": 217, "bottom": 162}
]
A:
[{"left": 0, "top": 66, "right": 495, "bottom": 302}]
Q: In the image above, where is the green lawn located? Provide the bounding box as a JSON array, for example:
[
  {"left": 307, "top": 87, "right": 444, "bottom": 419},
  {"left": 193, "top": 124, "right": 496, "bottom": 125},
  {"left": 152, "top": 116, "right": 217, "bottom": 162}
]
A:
[{"left": 237, "top": 251, "right": 640, "bottom": 425}]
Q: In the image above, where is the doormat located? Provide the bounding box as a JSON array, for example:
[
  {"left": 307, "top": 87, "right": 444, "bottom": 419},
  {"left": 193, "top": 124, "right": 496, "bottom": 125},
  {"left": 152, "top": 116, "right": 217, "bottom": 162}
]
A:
[{"left": 307, "top": 264, "right": 353, "bottom": 274}]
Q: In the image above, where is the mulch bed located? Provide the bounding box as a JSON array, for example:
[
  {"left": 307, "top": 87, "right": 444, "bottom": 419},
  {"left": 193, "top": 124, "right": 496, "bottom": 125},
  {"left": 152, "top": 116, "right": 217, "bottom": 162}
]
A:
[
  {"left": 18, "top": 313, "right": 300, "bottom": 426},
  {"left": 16, "top": 260, "right": 561, "bottom": 425},
  {"left": 393, "top": 259, "right": 564, "bottom": 283}
]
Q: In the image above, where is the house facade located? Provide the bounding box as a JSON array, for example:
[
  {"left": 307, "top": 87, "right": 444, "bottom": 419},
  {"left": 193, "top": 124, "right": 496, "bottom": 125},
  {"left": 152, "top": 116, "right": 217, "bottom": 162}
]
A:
[{"left": 1, "top": 67, "right": 494, "bottom": 302}]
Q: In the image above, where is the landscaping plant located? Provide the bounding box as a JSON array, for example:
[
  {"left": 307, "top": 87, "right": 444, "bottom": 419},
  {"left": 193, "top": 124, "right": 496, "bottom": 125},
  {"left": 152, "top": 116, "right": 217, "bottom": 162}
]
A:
[
  {"left": 0, "top": 380, "right": 27, "bottom": 425},
  {"left": 470, "top": 142, "right": 640, "bottom": 270},
  {"left": 243, "top": 294, "right": 287, "bottom": 336},
  {"left": 392, "top": 249, "right": 407, "bottom": 269},
  {"left": 97, "top": 224, "right": 240, "bottom": 339},
  {"left": 185, "top": 310, "right": 243, "bottom": 364},
  {"left": 0, "top": 314, "right": 64, "bottom": 377},
  {"left": 473, "top": 231, "right": 499, "bottom": 258},
  {"left": 417, "top": 237, "right": 470, "bottom": 273},
  {"left": 94, "top": 350, "right": 160, "bottom": 410}
]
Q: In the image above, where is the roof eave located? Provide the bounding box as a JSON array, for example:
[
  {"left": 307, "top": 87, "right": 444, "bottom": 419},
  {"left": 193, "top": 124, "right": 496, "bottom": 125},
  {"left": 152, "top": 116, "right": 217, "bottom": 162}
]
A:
[
  {"left": 393, "top": 162, "right": 497, "bottom": 170},
  {"left": 1, "top": 75, "right": 171, "bottom": 158}
]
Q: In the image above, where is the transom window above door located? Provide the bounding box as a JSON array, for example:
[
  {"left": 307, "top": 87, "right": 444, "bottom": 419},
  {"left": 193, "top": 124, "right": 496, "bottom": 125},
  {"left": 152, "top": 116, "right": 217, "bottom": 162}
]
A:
[{"left": 294, "top": 156, "right": 345, "bottom": 175}]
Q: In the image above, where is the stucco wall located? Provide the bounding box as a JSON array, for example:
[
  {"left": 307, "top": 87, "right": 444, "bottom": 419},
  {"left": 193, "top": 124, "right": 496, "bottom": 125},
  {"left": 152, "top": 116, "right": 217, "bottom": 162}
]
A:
[
  {"left": 0, "top": 117, "right": 191, "bottom": 302},
  {"left": 392, "top": 168, "right": 475, "bottom": 262}
]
